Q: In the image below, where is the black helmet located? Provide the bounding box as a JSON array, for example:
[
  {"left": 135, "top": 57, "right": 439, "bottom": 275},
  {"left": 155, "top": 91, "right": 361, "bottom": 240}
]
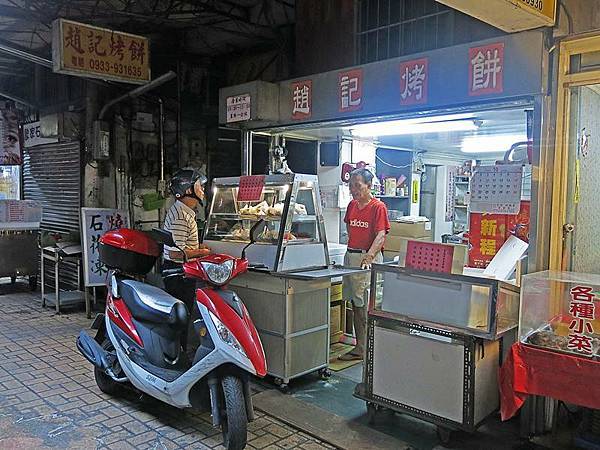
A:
[{"left": 169, "top": 168, "right": 207, "bottom": 199}]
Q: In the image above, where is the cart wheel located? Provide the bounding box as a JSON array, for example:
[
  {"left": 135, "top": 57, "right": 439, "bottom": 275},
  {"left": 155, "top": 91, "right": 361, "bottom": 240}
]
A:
[
  {"left": 318, "top": 368, "right": 331, "bottom": 380},
  {"left": 10, "top": 276, "right": 16, "bottom": 284},
  {"left": 366, "top": 402, "right": 378, "bottom": 424},
  {"left": 436, "top": 426, "right": 453, "bottom": 446},
  {"left": 29, "top": 276, "right": 37, "bottom": 291}
]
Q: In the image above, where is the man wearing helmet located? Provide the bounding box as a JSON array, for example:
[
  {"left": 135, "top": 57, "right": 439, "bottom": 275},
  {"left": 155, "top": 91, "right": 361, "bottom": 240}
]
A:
[{"left": 162, "top": 168, "right": 211, "bottom": 310}]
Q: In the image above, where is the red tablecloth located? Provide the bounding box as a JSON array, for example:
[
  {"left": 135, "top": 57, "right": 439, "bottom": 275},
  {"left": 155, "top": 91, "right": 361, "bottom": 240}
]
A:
[{"left": 500, "top": 343, "right": 600, "bottom": 420}]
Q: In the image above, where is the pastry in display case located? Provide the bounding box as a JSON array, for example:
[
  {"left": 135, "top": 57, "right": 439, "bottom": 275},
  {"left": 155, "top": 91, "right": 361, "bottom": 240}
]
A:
[
  {"left": 519, "top": 270, "right": 600, "bottom": 359},
  {"left": 203, "top": 173, "right": 329, "bottom": 272}
]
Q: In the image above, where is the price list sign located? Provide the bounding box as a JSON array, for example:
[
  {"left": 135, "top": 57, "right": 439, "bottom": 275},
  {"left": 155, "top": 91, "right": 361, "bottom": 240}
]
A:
[{"left": 470, "top": 165, "right": 523, "bottom": 215}]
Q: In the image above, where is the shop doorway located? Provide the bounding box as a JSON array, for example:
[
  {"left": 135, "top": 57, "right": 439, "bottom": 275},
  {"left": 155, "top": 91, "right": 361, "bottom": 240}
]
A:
[{"left": 551, "top": 34, "right": 600, "bottom": 271}]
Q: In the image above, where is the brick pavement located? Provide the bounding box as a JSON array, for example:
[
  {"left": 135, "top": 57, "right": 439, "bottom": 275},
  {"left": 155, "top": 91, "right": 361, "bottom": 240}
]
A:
[{"left": 0, "top": 283, "right": 334, "bottom": 450}]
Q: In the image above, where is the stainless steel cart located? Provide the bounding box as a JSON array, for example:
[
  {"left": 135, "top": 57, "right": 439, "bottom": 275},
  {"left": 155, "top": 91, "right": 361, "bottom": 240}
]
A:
[
  {"left": 229, "top": 266, "right": 365, "bottom": 389},
  {"left": 354, "top": 263, "right": 520, "bottom": 444},
  {"left": 0, "top": 229, "right": 39, "bottom": 289}
]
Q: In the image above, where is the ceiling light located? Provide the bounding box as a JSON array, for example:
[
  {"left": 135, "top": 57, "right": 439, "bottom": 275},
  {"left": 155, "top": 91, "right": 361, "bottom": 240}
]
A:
[
  {"left": 350, "top": 114, "right": 479, "bottom": 138},
  {"left": 461, "top": 134, "right": 527, "bottom": 154}
]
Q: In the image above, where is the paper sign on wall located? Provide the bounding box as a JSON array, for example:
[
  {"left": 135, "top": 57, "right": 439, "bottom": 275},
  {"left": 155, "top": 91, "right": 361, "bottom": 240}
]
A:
[
  {"left": 470, "top": 165, "right": 523, "bottom": 214},
  {"left": 226, "top": 94, "right": 251, "bottom": 123},
  {"left": 81, "top": 208, "right": 130, "bottom": 287}
]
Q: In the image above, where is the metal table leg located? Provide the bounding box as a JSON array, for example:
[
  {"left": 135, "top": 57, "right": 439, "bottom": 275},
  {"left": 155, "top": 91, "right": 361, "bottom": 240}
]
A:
[
  {"left": 41, "top": 250, "right": 45, "bottom": 307},
  {"left": 55, "top": 255, "right": 60, "bottom": 314}
]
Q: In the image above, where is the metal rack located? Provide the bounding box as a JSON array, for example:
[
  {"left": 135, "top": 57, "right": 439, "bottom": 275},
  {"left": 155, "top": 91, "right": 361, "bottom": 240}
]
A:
[{"left": 41, "top": 245, "right": 85, "bottom": 313}]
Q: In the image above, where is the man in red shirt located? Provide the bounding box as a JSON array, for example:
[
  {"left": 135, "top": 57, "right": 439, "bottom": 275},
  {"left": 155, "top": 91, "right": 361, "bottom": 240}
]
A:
[{"left": 340, "top": 168, "right": 390, "bottom": 361}]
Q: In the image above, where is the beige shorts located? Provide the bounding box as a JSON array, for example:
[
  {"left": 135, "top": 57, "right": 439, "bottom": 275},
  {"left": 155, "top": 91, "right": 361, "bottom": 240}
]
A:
[{"left": 342, "top": 250, "right": 383, "bottom": 308}]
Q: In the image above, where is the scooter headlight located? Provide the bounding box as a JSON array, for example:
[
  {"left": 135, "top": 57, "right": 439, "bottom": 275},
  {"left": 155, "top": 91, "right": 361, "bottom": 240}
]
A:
[
  {"left": 201, "top": 260, "right": 234, "bottom": 285},
  {"left": 209, "top": 312, "right": 246, "bottom": 356}
]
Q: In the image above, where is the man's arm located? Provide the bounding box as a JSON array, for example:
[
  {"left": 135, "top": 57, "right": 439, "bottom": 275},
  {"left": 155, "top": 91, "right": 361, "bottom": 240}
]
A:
[
  {"left": 361, "top": 230, "right": 386, "bottom": 268},
  {"left": 168, "top": 247, "right": 211, "bottom": 261}
]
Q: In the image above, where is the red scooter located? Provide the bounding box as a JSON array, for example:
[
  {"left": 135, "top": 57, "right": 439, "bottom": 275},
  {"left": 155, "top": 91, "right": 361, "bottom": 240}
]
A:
[{"left": 77, "top": 224, "right": 266, "bottom": 450}]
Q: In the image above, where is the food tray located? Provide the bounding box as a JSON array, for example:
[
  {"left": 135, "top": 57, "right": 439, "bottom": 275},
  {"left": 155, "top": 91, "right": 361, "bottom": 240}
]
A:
[{"left": 523, "top": 325, "right": 600, "bottom": 359}]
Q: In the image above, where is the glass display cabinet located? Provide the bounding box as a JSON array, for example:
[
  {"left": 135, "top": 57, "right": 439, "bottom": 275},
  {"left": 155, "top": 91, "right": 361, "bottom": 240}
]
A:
[
  {"left": 370, "top": 264, "right": 520, "bottom": 339},
  {"left": 204, "top": 173, "right": 328, "bottom": 272},
  {"left": 519, "top": 270, "right": 600, "bottom": 359}
]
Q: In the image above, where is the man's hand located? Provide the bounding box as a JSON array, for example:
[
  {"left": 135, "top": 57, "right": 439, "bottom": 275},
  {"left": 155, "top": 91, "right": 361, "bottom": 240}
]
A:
[
  {"left": 191, "top": 247, "right": 211, "bottom": 258},
  {"left": 360, "top": 253, "right": 375, "bottom": 269}
]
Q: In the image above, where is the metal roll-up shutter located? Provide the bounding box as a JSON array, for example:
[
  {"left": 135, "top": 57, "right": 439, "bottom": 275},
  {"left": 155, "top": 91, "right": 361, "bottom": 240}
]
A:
[{"left": 23, "top": 141, "right": 82, "bottom": 290}]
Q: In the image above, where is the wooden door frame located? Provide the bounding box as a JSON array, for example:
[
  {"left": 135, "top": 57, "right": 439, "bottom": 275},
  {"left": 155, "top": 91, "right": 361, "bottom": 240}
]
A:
[{"left": 550, "top": 32, "right": 600, "bottom": 270}]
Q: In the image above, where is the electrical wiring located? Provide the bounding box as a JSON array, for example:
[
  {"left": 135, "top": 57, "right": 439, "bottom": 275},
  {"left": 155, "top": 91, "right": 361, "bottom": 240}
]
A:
[{"left": 375, "top": 154, "right": 412, "bottom": 169}]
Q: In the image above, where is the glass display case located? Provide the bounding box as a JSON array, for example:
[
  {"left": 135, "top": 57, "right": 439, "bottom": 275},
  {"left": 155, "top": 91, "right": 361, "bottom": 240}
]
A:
[
  {"left": 204, "top": 173, "right": 328, "bottom": 272},
  {"left": 519, "top": 270, "right": 600, "bottom": 359},
  {"left": 369, "top": 263, "right": 520, "bottom": 339}
]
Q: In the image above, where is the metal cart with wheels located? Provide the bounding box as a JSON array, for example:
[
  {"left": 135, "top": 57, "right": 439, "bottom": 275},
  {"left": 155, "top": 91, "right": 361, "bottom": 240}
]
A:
[
  {"left": 354, "top": 263, "right": 520, "bottom": 445},
  {"left": 0, "top": 228, "right": 39, "bottom": 290}
]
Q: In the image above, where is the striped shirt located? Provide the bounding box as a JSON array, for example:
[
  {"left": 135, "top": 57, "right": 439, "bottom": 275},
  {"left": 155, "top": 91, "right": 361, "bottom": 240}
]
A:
[{"left": 163, "top": 200, "right": 199, "bottom": 262}]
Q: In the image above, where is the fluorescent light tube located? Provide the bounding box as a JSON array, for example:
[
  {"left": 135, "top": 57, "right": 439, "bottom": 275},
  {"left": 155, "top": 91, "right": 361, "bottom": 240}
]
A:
[
  {"left": 350, "top": 118, "right": 478, "bottom": 137},
  {"left": 461, "top": 134, "right": 527, "bottom": 154}
]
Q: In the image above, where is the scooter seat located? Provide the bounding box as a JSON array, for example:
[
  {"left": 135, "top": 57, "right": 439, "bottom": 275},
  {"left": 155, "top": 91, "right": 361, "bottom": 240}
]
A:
[{"left": 118, "top": 279, "right": 189, "bottom": 327}]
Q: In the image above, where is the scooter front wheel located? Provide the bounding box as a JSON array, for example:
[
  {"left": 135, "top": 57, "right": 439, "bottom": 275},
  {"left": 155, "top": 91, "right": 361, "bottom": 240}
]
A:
[
  {"left": 220, "top": 375, "right": 248, "bottom": 450},
  {"left": 94, "top": 339, "right": 124, "bottom": 396}
]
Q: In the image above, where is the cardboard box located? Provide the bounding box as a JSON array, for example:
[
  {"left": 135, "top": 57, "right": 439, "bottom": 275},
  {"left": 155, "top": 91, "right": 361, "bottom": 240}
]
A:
[
  {"left": 385, "top": 235, "right": 431, "bottom": 252},
  {"left": 330, "top": 283, "right": 343, "bottom": 302},
  {"left": 330, "top": 304, "right": 343, "bottom": 339},
  {"left": 389, "top": 220, "right": 432, "bottom": 238}
]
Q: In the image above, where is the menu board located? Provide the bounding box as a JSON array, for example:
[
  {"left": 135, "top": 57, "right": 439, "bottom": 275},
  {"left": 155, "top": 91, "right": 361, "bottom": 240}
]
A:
[{"left": 470, "top": 165, "right": 522, "bottom": 214}]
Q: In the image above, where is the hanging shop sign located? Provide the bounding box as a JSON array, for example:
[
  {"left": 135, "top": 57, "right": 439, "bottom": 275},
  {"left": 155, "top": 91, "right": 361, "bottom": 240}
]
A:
[
  {"left": 436, "top": 1, "right": 556, "bottom": 32},
  {"left": 52, "top": 18, "right": 150, "bottom": 84},
  {"left": 219, "top": 30, "right": 544, "bottom": 127},
  {"left": 226, "top": 94, "right": 251, "bottom": 123},
  {"left": 22, "top": 121, "right": 59, "bottom": 148},
  {"left": 0, "top": 109, "right": 21, "bottom": 165}
]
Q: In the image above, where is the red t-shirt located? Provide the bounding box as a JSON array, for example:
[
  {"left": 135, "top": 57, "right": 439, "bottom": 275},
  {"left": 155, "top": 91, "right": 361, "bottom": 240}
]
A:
[{"left": 344, "top": 198, "right": 390, "bottom": 251}]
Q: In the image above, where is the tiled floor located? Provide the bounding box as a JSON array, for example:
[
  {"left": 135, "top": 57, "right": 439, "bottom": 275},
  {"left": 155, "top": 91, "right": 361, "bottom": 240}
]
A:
[{"left": 0, "top": 283, "right": 333, "bottom": 450}]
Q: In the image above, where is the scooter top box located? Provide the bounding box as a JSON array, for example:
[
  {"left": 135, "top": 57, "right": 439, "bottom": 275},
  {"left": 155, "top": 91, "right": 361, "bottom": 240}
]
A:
[{"left": 99, "top": 228, "right": 160, "bottom": 275}]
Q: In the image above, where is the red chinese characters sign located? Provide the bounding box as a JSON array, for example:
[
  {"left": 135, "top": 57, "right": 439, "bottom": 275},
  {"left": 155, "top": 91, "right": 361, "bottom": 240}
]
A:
[
  {"left": 567, "top": 286, "right": 596, "bottom": 356},
  {"left": 291, "top": 80, "right": 312, "bottom": 120},
  {"left": 338, "top": 69, "right": 363, "bottom": 112},
  {"left": 399, "top": 58, "right": 428, "bottom": 105},
  {"left": 469, "top": 42, "right": 504, "bottom": 96},
  {"left": 468, "top": 200, "right": 530, "bottom": 268},
  {"left": 52, "top": 19, "right": 150, "bottom": 84},
  {"left": 468, "top": 213, "right": 507, "bottom": 268}
]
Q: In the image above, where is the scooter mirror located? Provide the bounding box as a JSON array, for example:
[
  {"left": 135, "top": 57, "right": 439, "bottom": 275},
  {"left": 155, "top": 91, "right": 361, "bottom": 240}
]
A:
[
  {"left": 150, "top": 228, "right": 188, "bottom": 263},
  {"left": 249, "top": 219, "right": 265, "bottom": 244},
  {"left": 150, "top": 228, "right": 176, "bottom": 247},
  {"left": 241, "top": 219, "right": 265, "bottom": 260}
]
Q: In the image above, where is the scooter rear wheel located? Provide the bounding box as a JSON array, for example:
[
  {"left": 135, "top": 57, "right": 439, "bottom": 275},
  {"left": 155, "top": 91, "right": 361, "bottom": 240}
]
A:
[
  {"left": 220, "top": 375, "right": 248, "bottom": 450},
  {"left": 94, "top": 339, "right": 123, "bottom": 396}
]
